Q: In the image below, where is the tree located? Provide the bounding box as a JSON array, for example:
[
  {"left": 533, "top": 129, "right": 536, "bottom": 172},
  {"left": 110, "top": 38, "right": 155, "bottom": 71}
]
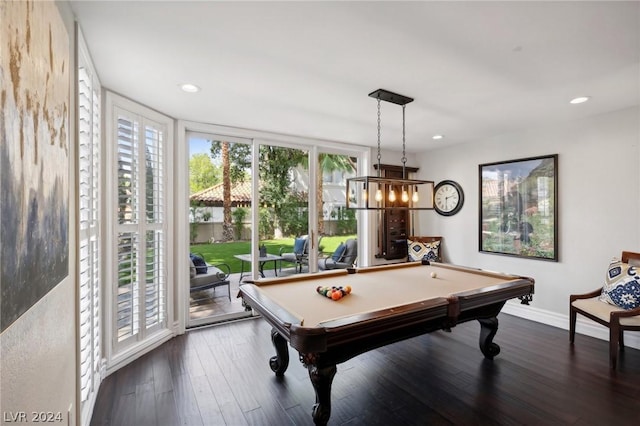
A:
[
  {"left": 278, "top": 190, "right": 309, "bottom": 236},
  {"left": 189, "top": 153, "right": 219, "bottom": 193},
  {"left": 210, "top": 141, "right": 251, "bottom": 241},
  {"left": 258, "top": 146, "right": 306, "bottom": 233},
  {"left": 317, "top": 154, "right": 356, "bottom": 234},
  {"left": 209, "top": 142, "right": 352, "bottom": 240},
  {"left": 231, "top": 207, "right": 248, "bottom": 240},
  {"left": 210, "top": 141, "right": 251, "bottom": 181},
  {"left": 221, "top": 142, "right": 233, "bottom": 241},
  {"left": 210, "top": 141, "right": 307, "bottom": 239}
]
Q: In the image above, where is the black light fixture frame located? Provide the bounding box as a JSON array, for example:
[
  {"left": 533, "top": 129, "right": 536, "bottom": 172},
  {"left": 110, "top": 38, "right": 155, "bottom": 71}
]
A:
[{"left": 346, "top": 89, "right": 434, "bottom": 210}]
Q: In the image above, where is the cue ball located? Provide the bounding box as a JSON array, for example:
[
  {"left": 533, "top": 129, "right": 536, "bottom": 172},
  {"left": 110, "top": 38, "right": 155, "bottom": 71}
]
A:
[{"left": 431, "top": 272, "right": 437, "bottom": 278}]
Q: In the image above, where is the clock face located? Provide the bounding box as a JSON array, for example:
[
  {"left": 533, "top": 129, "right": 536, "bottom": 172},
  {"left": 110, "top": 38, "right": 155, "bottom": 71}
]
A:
[{"left": 434, "top": 180, "right": 464, "bottom": 216}]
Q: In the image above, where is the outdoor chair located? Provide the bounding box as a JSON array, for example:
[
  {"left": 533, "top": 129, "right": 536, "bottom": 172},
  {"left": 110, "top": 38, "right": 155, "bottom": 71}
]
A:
[
  {"left": 279, "top": 235, "right": 308, "bottom": 273},
  {"left": 318, "top": 238, "right": 357, "bottom": 270},
  {"left": 569, "top": 250, "right": 640, "bottom": 368},
  {"left": 189, "top": 253, "right": 231, "bottom": 301}
]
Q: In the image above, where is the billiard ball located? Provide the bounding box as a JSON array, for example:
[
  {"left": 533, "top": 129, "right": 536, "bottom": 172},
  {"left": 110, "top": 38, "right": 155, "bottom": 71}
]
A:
[{"left": 431, "top": 272, "right": 437, "bottom": 278}]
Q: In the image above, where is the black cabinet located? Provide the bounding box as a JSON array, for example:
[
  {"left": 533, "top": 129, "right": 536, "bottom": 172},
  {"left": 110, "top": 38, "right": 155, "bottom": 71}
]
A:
[
  {"left": 375, "top": 165, "right": 418, "bottom": 260},
  {"left": 382, "top": 204, "right": 407, "bottom": 259}
]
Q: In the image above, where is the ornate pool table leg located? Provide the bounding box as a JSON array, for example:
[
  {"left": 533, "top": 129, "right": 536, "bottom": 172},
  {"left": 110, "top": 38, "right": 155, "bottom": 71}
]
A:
[
  {"left": 478, "top": 317, "right": 501, "bottom": 359},
  {"left": 301, "top": 354, "right": 337, "bottom": 426},
  {"left": 269, "top": 329, "right": 289, "bottom": 376}
]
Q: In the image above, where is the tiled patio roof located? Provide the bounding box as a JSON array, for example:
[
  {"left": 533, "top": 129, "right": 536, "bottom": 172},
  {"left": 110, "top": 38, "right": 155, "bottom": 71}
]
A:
[
  {"left": 191, "top": 180, "right": 345, "bottom": 208},
  {"left": 190, "top": 181, "right": 253, "bottom": 207}
]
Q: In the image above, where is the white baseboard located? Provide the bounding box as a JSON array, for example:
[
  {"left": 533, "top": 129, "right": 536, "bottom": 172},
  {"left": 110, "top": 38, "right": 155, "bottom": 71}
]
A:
[
  {"left": 173, "top": 319, "right": 184, "bottom": 335},
  {"left": 106, "top": 329, "right": 174, "bottom": 376},
  {"left": 502, "top": 301, "right": 640, "bottom": 350}
]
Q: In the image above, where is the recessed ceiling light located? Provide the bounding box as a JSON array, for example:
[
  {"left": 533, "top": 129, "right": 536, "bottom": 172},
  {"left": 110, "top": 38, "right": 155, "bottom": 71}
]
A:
[
  {"left": 180, "top": 83, "right": 200, "bottom": 93},
  {"left": 432, "top": 135, "right": 444, "bottom": 140},
  {"left": 569, "top": 96, "right": 590, "bottom": 104}
]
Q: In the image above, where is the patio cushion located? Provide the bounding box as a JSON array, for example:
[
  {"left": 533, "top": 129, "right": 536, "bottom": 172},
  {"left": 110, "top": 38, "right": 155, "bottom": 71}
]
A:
[
  {"left": 190, "top": 253, "right": 208, "bottom": 274},
  {"left": 189, "top": 259, "right": 197, "bottom": 278},
  {"left": 190, "top": 266, "right": 227, "bottom": 288},
  {"left": 572, "top": 297, "right": 640, "bottom": 326},
  {"left": 281, "top": 252, "right": 299, "bottom": 262},
  {"left": 332, "top": 243, "right": 346, "bottom": 261},
  {"left": 341, "top": 239, "right": 358, "bottom": 265},
  {"left": 293, "top": 236, "right": 307, "bottom": 254}
]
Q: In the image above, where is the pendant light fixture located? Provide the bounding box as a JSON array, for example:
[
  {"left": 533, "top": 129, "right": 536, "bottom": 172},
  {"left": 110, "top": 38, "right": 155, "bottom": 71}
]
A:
[{"left": 346, "top": 89, "right": 434, "bottom": 210}]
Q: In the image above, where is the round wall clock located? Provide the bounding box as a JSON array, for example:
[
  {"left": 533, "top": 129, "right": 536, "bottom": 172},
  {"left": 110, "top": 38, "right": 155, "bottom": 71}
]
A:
[{"left": 434, "top": 180, "right": 464, "bottom": 216}]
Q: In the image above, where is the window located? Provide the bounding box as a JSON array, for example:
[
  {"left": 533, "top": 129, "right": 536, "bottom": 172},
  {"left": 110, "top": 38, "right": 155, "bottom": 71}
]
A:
[
  {"left": 106, "top": 92, "right": 172, "bottom": 358},
  {"left": 77, "top": 28, "right": 101, "bottom": 425}
]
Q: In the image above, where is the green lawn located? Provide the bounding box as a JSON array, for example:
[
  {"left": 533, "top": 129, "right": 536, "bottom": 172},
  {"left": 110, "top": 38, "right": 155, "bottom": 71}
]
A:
[{"left": 190, "top": 235, "right": 355, "bottom": 273}]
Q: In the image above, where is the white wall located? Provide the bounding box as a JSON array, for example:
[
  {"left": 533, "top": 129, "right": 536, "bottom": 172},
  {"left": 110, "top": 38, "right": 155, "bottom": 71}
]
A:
[
  {"left": 0, "top": 1, "right": 78, "bottom": 424},
  {"left": 413, "top": 106, "right": 640, "bottom": 347}
]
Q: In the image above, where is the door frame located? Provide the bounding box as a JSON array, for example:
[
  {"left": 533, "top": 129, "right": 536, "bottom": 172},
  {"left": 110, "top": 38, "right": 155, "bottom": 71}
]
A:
[{"left": 175, "top": 121, "right": 369, "bottom": 333}]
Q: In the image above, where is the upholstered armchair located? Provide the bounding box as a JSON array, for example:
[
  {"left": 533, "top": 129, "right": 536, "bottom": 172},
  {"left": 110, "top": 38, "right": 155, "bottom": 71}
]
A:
[
  {"left": 189, "top": 253, "right": 231, "bottom": 301},
  {"left": 318, "top": 238, "right": 357, "bottom": 270},
  {"left": 279, "top": 235, "right": 308, "bottom": 273},
  {"left": 569, "top": 251, "right": 640, "bottom": 368}
]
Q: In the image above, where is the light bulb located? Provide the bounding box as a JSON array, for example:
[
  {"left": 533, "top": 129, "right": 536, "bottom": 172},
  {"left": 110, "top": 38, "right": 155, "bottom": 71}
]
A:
[
  {"left": 362, "top": 190, "right": 367, "bottom": 202},
  {"left": 389, "top": 188, "right": 396, "bottom": 202},
  {"left": 375, "top": 185, "right": 383, "bottom": 202},
  {"left": 412, "top": 189, "right": 419, "bottom": 203},
  {"left": 401, "top": 187, "right": 409, "bottom": 203}
]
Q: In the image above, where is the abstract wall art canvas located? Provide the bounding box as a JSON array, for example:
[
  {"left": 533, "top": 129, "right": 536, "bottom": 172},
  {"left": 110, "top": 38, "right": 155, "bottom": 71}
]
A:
[{"left": 1, "top": 0, "right": 70, "bottom": 332}]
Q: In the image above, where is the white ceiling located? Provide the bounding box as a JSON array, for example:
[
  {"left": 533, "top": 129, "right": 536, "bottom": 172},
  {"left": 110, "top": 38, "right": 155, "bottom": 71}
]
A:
[{"left": 70, "top": 1, "right": 640, "bottom": 153}]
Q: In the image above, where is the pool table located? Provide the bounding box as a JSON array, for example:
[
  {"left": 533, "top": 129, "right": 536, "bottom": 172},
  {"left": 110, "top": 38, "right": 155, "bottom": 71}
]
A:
[{"left": 239, "top": 260, "right": 534, "bottom": 425}]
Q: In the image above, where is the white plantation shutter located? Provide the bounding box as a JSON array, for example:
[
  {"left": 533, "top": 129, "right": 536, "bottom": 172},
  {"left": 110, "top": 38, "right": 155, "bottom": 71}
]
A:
[
  {"left": 143, "top": 125, "right": 165, "bottom": 329},
  {"left": 115, "top": 114, "right": 140, "bottom": 342},
  {"left": 78, "top": 28, "right": 102, "bottom": 426},
  {"left": 114, "top": 106, "right": 167, "bottom": 347},
  {"left": 116, "top": 231, "right": 139, "bottom": 341},
  {"left": 145, "top": 230, "right": 164, "bottom": 329}
]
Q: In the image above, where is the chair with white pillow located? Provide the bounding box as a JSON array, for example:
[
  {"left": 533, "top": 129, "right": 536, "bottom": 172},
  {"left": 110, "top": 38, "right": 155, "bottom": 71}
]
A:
[{"left": 569, "top": 251, "right": 640, "bottom": 368}]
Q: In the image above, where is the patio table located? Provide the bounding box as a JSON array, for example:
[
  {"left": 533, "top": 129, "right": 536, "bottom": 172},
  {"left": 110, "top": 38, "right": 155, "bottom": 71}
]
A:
[{"left": 234, "top": 253, "right": 284, "bottom": 282}]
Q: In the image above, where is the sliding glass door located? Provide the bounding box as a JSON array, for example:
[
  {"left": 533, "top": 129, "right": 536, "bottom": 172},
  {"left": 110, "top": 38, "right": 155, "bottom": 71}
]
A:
[
  {"left": 256, "top": 142, "right": 311, "bottom": 275},
  {"left": 184, "top": 130, "right": 362, "bottom": 328},
  {"left": 316, "top": 150, "right": 358, "bottom": 269},
  {"left": 186, "top": 133, "right": 255, "bottom": 327}
]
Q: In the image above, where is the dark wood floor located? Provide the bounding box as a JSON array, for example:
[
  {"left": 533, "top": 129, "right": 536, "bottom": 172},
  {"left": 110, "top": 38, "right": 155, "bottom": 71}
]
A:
[{"left": 91, "top": 314, "right": 640, "bottom": 426}]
